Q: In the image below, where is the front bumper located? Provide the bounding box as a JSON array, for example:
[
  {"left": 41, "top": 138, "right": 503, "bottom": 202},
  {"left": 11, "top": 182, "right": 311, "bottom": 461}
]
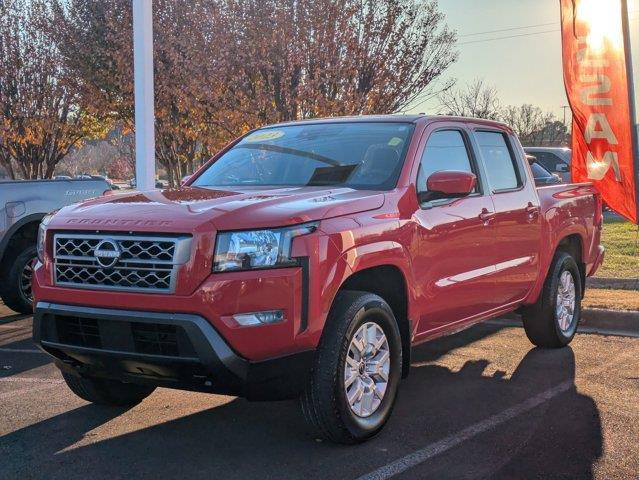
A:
[
  {"left": 33, "top": 262, "right": 317, "bottom": 361},
  {"left": 33, "top": 302, "right": 314, "bottom": 400}
]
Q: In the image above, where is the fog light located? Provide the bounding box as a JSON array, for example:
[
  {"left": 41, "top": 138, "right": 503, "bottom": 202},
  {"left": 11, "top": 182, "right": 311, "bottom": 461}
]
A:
[{"left": 233, "top": 310, "right": 284, "bottom": 326}]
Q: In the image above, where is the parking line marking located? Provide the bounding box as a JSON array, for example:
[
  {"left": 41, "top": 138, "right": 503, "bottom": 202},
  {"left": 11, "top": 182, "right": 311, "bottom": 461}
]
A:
[
  {"left": 0, "top": 377, "right": 63, "bottom": 384},
  {"left": 356, "top": 380, "right": 572, "bottom": 480},
  {"left": 0, "top": 348, "right": 43, "bottom": 354}
]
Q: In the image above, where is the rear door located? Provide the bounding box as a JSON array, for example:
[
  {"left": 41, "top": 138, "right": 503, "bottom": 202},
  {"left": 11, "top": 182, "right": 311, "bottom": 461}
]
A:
[
  {"left": 412, "top": 124, "right": 499, "bottom": 333},
  {"left": 472, "top": 130, "right": 542, "bottom": 306}
]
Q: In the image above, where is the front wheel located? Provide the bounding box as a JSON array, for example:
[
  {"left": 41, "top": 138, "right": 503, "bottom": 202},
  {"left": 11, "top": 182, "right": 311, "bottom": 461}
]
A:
[
  {"left": 522, "top": 252, "right": 582, "bottom": 348},
  {"left": 300, "top": 291, "right": 402, "bottom": 444}
]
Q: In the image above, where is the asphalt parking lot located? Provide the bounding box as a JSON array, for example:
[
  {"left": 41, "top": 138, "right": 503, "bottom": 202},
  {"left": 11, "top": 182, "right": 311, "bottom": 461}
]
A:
[{"left": 1, "top": 303, "right": 638, "bottom": 480}]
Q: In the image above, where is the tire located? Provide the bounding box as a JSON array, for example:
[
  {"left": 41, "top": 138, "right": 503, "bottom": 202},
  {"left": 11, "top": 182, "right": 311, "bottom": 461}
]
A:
[
  {"left": 522, "top": 252, "right": 582, "bottom": 348},
  {"left": 300, "top": 291, "right": 402, "bottom": 444},
  {"left": 62, "top": 373, "right": 156, "bottom": 406},
  {"left": 0, "top": 244, "right": 36, "bottom": 314}
]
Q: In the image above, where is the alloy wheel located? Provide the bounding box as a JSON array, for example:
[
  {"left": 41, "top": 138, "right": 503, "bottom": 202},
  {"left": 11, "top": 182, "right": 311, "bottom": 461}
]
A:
[{"left": 344, "top": 322, "right": 391, "bottom": 418}]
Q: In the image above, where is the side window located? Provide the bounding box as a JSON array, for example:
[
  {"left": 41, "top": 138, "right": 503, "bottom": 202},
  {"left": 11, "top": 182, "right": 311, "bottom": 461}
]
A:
[
  {"left": 417, "top": 130, "right": 475, "bottom": 193},
  {"left": 475, "top": 131, "right": 521, "bottom": 192}
]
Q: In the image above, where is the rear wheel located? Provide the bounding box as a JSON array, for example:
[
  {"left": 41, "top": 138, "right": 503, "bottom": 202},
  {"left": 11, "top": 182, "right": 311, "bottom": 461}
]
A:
[
  {"left": 0, "top": 244, "right": 36, "bottom": 314},
  {"left": 522, "top": 252, "right": 582, "bottom": 348},
  {"left": 62, "top": 373, "right": 156, "bottom": 406},
  {"left": 300, "top": 291, "right": 402, "bottom": 444}
]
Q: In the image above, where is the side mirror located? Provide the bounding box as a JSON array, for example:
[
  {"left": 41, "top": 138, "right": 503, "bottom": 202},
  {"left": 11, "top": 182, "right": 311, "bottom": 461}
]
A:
[
  {"left": 419, "top": 170, "right": 476, "bottom": 203},
  {"left": 181, "top": 175, "right": 192, "bottom": 186},
  {"left": 556, "top": 163, "right": 568, "bottom": 173},
  {"left": 526, "top": 154, "right": 537, "bottom": 166}
]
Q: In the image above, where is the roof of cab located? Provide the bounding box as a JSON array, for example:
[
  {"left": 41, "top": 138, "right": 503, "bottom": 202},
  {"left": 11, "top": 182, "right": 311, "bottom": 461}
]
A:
[{"left": 264, "top": 114, "right": 512, "bottom": 131}]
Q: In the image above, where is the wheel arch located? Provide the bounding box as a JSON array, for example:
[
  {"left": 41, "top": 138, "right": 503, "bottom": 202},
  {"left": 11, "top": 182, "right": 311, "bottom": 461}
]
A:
[
  {"left": 330, "top": 260, "right": 414, "bottom": 379},
  {"left": 0, "top": 213, "right": 44, "bottom": 266},
  {"left": 556, "top": 233, "right": 586, "bottom": 298}
]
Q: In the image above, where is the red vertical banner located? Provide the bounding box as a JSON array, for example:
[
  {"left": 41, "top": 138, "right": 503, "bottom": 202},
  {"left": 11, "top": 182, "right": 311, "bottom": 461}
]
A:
[{"left": 560, "top": 0, "right": 639, "bottom": 224}]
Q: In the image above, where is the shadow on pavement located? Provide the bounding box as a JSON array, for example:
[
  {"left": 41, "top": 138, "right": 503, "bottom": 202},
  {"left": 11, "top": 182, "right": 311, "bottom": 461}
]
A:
[
  {"left": 0, "top": 325, "right": 602, "bottom": 480},
  {"left": 0, "top": 313, "right": 30, "bottom": 326},
  {"left": 0, "top": 335, "right": 52, "bottom": 378}
]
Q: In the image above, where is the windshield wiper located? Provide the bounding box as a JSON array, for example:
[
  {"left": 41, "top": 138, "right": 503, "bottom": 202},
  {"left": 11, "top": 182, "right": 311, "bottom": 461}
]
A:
[{"left": 236, "top": 144, "right": 342, "bottom": 167}]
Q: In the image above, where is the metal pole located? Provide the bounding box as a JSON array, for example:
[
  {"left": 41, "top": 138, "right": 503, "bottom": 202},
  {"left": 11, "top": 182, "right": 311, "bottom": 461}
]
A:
[
  {"left": 133, "top": 0, "right": 156, "bottom": 191},
  {"left": 621, "top": 0, "right": 639, "bottom": 221},
  {"left": 561, "top": 105, "right": 570, "bottom": 126}
]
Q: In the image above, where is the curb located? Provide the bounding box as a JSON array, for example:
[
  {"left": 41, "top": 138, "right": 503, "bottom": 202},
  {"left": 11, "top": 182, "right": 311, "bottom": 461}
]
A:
[
  {"left": 493, "top": 308, "right": 639, "bottom": 338},
  {"left": 587, "top": 277, "right": 639, "bottom": 291},
  {"left": 580, "top": 308, "right": 639, "bottom": 337}
]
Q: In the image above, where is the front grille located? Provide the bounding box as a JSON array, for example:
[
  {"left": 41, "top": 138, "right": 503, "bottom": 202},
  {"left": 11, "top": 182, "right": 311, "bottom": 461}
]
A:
[
  {"left": 52, "top": 315, "right": 196, "bottom": 358},
  {"left": 53, "top": 233, "right": 192, "bottom": 293}
]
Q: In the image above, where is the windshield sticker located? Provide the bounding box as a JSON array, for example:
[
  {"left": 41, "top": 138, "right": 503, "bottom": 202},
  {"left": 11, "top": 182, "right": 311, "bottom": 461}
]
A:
[
  {"left": 388, "top": 137, "right": 402, "bottom": 146},
  {"left": 245, "top": 130, "right": 285, "bottom": 142}
]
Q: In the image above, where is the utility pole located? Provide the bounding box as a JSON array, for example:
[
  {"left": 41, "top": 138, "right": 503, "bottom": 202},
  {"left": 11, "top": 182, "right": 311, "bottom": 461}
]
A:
[
  {"left": 132, "top": 0, "right": 156, "bottom": 191},
  {"left": 560, "top": 105, "right": 570, "bottom": 126}
]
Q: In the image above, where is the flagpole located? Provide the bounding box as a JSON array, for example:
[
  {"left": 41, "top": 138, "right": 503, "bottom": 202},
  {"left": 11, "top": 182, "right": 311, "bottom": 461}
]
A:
[
  {"left": 621, "top": 0, "right": 639, "bottom": 222},
  {"left": 133, "top": 0, "right": 156, "bottom": 191}
]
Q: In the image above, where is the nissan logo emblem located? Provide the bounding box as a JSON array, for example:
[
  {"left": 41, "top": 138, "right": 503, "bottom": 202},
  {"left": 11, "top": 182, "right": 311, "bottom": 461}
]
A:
[{"left": 94, "top": 239, "right": 121, "bottom": 268}]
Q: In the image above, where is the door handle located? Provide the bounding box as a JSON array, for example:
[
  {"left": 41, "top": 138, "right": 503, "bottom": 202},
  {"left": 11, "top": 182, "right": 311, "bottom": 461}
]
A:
[
  {"left": 479, "top": 208, "right": 496, "bottom": 223},
  {"left": 526, "top": 203, "right": 540, "bottom": 217}
]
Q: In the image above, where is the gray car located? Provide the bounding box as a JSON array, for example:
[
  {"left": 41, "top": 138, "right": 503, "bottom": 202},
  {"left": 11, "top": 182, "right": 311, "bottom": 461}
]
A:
[
  {"left": 0, "top": 179, "right": 110, "bottom": 313},
  {"left": 523, "top": 147, "right": 572, "bottom": 183}
]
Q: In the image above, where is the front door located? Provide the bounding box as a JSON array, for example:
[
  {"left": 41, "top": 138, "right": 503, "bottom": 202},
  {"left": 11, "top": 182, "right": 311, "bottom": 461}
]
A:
[{"left": 412, "top": 127, "right": 499, "bottom": 335}]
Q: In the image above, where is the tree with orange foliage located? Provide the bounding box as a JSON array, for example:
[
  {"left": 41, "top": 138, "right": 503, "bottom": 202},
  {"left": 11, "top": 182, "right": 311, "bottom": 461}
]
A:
[
  {"left": 0, "top": 0, "right": 105, "bottom": 179},
  {"left": 53, "top": 0, "right": 457, "bottom": 186}
]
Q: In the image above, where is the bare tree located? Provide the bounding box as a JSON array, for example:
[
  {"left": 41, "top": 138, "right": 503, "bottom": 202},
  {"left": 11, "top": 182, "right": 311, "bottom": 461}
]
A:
[
  {"left": 109, "top": 125, "right": 136, "bottom": 174},
  {"left": 437, "top": 79, "right": 501, "bottom": 120},
  {"left": 501, "top": 104, "right": 569, "bottom": 147},
  {"left": 222, "top": 0, "right": 458, "bottom": 121}
]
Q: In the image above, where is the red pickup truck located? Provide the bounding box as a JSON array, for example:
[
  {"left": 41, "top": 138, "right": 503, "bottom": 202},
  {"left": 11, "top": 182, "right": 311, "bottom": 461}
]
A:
[{"left": 32, "top": 115, "right": 604, "bottom": 444}]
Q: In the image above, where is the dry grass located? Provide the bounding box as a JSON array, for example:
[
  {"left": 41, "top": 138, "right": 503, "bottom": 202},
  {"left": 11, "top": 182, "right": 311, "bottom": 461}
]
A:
[
  {"left": 595, "top": 219, "right": 639, "bottom": 279},
  {"left": 583, "top": 288, "right": 639, "bottom": 311}
]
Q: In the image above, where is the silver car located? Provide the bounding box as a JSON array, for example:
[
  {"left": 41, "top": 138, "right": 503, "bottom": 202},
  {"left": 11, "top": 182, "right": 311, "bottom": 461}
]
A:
[
  {"left": 0, "top": 178, "right": 110, "bottom": 313},
  {"left": 523, "top": 147, "right": 572, "bottom": 183}
]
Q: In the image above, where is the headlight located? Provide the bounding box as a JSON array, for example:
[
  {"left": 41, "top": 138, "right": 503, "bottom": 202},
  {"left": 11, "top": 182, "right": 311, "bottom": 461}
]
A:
[
  {"left": 213, "top": 222, "right": 318, "bottom": 272},
  {"left": 37, "top": 213, "right": 55, "bottom": 263}
]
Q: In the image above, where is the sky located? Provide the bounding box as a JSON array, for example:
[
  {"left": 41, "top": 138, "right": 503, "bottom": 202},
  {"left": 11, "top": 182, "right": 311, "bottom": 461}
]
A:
[{"left": 406, "top": 0, "right": 639, "bottom": 121}]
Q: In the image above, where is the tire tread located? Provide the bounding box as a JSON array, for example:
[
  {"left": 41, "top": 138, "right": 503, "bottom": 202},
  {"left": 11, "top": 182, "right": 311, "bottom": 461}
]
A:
[
  {"left": 300, "top": 290, "right": 399, "bottom": 444},
  {"left": 522, "top": 252, "right": 581, "bottom": 348}
]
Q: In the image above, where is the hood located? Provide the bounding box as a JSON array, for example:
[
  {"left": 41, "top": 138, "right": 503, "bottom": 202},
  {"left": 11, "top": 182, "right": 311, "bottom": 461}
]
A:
[{"left": 50, "top": 186, "right": 385, "bottom": 233}]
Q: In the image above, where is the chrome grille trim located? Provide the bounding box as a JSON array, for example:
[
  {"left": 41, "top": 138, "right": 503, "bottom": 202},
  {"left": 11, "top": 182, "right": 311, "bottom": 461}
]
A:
[{"left": 53, "top": 233, "right": 192, "bottom": 293}]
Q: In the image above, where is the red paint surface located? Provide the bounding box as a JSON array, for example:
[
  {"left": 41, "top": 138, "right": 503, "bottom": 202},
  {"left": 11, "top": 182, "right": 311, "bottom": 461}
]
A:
[{"left": 33, "top": 117, "right": 603, "bottom": 361}]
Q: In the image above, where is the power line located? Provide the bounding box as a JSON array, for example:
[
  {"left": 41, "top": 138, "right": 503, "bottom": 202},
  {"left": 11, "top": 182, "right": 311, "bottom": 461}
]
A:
[
  {"left": 457, "top": 14, "right": 639, "bottom": 47},
  {"left": 459, "top": 22, "right": 557, "bottom": 38},
  {"left": 457, "top": 8, "right": 639, "bottom": 41},
  {"left": 458, "top": 29, "right": 559, "bottom": 46}
]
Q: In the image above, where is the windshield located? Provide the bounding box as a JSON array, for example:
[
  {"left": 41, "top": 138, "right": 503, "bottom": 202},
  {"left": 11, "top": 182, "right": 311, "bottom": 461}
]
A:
[{"left": 192, "top": 122, "right": 415, "bottom": 190}]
